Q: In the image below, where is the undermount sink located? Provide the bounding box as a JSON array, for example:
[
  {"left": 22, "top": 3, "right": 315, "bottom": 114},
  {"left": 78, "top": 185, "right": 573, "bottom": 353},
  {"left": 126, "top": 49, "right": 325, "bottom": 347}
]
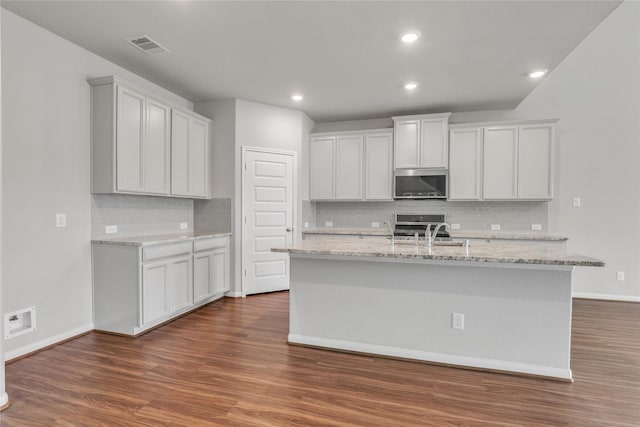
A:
[{"left": 391, "top": 238, "right": 464, "bottom": 247}]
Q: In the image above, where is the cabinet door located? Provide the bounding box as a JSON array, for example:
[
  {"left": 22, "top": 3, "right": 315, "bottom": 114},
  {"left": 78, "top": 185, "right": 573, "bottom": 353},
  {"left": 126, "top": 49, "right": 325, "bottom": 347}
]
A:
[
  {"left": 335, "top": 135, "right": 364, "bottom": 200},
  {"left": 193, "top": 251, "right": 214, "bottom": 303},
  {"left": 309, "top": 137, "right": 336, "bottom": 200},
  {"left": 420, "top": 119, "right": 448, "bottom": 168},
  {"left": 167, "top": 255, "right": 192, "bottom": 313},
  {"left": 449, "top": 128, "right": 483, "bottom": 200},
  {"left": 518, "top": 124, "right": 553, "bottom": 200},
  {"left": 171, "top": 110, "right": 190, "bottom": 196},
  {"left": 211, "top": 246, "right": 230, "bottom": 294},
  {"left": 116, "top": 86, "right": 145, "bottom": 192},
  {"left": 394, "top": 120, "right": 420, "bottom": 169},
  {"left": 483, "top": 126, "right": 518, "bottom": 200},
  {"left": 188, "top": 118, "right": 209, "bottom": 198},
  {"left": 145, "top": 97, "right": 171, "bottom": 194},
  {"left": 142, "top": 261, "right": 169, "bottom": 325},
  {"left": 364, "top": 133, "right": 393, "bottom": 200}
]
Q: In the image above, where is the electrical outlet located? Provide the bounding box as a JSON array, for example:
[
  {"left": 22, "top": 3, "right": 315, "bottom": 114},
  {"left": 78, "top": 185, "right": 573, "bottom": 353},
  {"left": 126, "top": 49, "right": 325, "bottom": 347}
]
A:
[
  {"left": 180, "top": 222, "right": 188, "bottom": 230},
  {"left": 616, "top": 272, "right": 625, "bottom": 282},
  {"left": 325, "top": 221, "right": 333, "bottom": 227},
  {"left": 573, "top": 197, "right": 581, "bottom": 208},
  {"left": 304, "top": 222, "right": 309, "bottom": 229},
  {"left": 452, "top": 313, "right": 465, "bottom": 330},
  {"left": 105, "top": 225, "right": 118, "bottom": 234},
  {"left": 531, "top": 224, "right": 542, "bottom": 231},
  {"left": 371, "top": 222, "right": 380, "bottom": 228},
  {"left": 491, "top": 224, "right": 501, "bottom": 231},
  {"left": 55, "top": 213, "right": 66, "bottom": 228},
  {"left": 450, "top": 223, "right": 460, "bottom": 230}
]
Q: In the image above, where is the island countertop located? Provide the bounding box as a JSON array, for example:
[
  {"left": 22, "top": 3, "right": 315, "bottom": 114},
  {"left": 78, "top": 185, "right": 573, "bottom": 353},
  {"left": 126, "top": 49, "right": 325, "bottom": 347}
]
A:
[
  {"left": 92, "top": 231, "right": 231, "bottom": 247},
  {"left": 272, "top": 237, "right": 603, "bottom": 267},
  {"left": 302, "top": 227, "right": 568, "bottom": 241}
]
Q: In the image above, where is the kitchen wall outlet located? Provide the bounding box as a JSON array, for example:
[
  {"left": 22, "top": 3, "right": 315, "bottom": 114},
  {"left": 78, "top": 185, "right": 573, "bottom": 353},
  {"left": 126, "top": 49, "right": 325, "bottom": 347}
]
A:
[
  {"left": 325, "top": 221, "right": 334, "bottom": 227},
  {"left": 490, "top": 224, "right": 501, "bottom": 231},
  {"left": 55, "top": 213, "right": 66, "bottom": 228},
  {"left": 531, "top": 224, "right": 542, "bottom": 231},
  {"left": 616, "top": 271, "right": 625, "bottom": 281},
  {"left": 105, "top": 225, "right": 118, "bottom": 234},
  {"left": 5, "top": 306, "right": 36, "bottom": 339},
  {"left": 451, "top": 223, "right": 460, "bottom": 230},
  {"left": 573, "top": 197, "right": 582, "bottom": 208},
  {"left": 304, "top": 222, "right": 309, "bottom": 229},
  {"left": 179, "top": 222, "right": 188, "bottom": 230},
  {"left": 452, "top": 313, "right": 465, "bottom": 330},
  {"left": 371, "top": 222, "right": 380, "bottom": 228}
]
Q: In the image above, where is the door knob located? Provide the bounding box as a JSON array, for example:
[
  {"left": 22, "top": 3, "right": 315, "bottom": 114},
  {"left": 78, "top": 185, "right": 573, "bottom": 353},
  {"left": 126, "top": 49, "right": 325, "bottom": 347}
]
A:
[{"left": 286, "top": 228, "right": 293, "bottom": 232}]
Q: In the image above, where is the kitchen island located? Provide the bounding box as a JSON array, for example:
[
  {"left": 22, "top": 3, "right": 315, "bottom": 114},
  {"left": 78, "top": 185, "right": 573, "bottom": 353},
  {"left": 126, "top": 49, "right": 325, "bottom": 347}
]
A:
[{"left": 272, "top": 238, "right": 603, "bottom": 380}]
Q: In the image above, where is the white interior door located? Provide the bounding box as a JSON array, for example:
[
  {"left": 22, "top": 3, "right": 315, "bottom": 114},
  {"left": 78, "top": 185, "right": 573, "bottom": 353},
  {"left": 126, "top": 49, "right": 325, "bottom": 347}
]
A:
[{"left": 242, "top": 148, "right": 294, "bottom": 295}]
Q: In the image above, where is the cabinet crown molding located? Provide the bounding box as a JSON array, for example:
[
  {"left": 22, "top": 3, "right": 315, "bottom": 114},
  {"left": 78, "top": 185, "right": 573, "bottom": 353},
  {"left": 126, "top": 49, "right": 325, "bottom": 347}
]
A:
[
  {"left": 391, "top": 112, "right": 452, "bottom": 121},
  {"left": 449, "top": 118, "right": 558, "bottom": 129},
  {"left": 310, "top": 128, "right": 393, "bottom": 138}
]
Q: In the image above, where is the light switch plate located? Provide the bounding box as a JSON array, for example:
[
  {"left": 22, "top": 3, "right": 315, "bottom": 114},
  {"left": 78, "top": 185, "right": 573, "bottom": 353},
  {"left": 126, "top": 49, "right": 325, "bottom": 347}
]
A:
[
  {"left": 573, "top": 197, "right": 582, "bottom": 208},
  {"left": 55, "top": 213, "right": 66, "bottom": 228},
  {"left": 180, "top": 222, "right": 188, "bottom": 230},
  {"left": 304, "top": 222, "right": 309, "bottom": 229},
  {"left": 452, "top": 313, "right": 465, "bottom": 330},
  {"left": 325, "top": 221, "right": 333, "bottom": 227},
  {"left": 616, "top": 272, "right": 625, "bottom": 281},
  {"left": 105, "top": 225, "right": 117, "bottom": 234},
  {"left": 371, "top": 222, "right": 380, "bottom": 228},
  {"left": 490, "top": 224, "right": 501, "bottom": 231},
  {"left": 450, "top": 223, "right": 460, "bottom": 230},
  {"left": 531, "top": 224, "right": 542, "bottom": 231}
]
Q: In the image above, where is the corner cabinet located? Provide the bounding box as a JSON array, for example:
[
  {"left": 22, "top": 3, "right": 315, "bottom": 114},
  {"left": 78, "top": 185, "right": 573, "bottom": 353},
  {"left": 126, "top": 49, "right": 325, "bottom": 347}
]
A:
[
  {"left": 448, "top": 120, "right": 555, "bottom": 201},
  {"left": 392, "top": 113, "right": 451, "bottom": 169},
  {"left": 309, "top": 129, "right": 393, "bottom": 201},
  {"left": 89, "top": 76, "right": 211, "bottom": 199},
  {"left": 92, "top": 235, "right": 230, "bottom": 336}
]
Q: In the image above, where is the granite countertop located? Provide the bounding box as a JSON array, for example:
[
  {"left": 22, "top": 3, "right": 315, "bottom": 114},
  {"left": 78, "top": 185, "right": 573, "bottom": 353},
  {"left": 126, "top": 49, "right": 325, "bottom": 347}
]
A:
[
  {"left": 92, "top": 231, "right": 231, "bottom": 247},
  {"left": 272, "top": 237, "right": 603, "bottom": 267},
  {"left": 302, "top": 227, "right": 567, "bottom": 241}
]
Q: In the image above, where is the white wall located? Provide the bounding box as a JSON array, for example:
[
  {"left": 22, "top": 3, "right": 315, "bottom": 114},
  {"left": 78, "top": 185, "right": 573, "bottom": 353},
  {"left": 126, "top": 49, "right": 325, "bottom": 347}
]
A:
[
  {"left": 1, "top": 9, "right": 195, "bottom": 358},
  {"left": 0, "top": 8, "right": 8, "bottom": 407},
  {"left": 511, "top": 1, "right": 640, "bottom": 300}
]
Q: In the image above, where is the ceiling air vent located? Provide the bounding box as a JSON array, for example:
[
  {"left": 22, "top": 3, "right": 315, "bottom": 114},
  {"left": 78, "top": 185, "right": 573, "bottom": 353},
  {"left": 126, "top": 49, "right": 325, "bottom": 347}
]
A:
[{"left": 126, "top": 35, "right": 170, "bottom": 56}]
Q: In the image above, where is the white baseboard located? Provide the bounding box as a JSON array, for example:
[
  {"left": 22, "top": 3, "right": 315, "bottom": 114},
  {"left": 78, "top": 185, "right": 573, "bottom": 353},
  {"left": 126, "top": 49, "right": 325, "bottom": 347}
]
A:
[
  {"left": 573, "top": 292, "right": 640, "bottom": 302},
  {"left": 288, "top": 334, "right": 572, "bottom": 380},
  {"left": 224, "top": 291, "right": 243, "bottom": 298},
  {"left": 5, "top": 323, "right": 94, "bottom": 362}
]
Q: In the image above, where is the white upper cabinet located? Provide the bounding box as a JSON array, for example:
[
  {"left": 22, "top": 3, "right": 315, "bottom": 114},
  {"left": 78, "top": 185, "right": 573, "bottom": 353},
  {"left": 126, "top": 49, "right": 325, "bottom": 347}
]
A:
[
  {"left": 335, "top": 135, "right": 364, "bottom": 200},
  {"left": 309, "top": 136, "right": 336, "bottom": 200},
  {"left": 518, "top": 124, "right": 553, "bottom": 200},
  {"left": 364, "top": 132, "right": 393, "bottom": 200},
  {"left": 393, "top": 113, "right": 451, "bottom": 169},
  {"left": 171, "top": 109, "right": 210, "bottom": 198},
  {"left": 309, "top": 129, "right": 393, "bottom": 201},
  {"left": 449, "top": 127, "right": 483, "bottom": 201},
  {"left": 90, "top": 76, "right": 211, "bottom": 199},
  {"left": 483, "top": 126, "right": 518, "bottom": 200},
  {"left": 449, "top": 120, "right": 556, "bottom": 201}
]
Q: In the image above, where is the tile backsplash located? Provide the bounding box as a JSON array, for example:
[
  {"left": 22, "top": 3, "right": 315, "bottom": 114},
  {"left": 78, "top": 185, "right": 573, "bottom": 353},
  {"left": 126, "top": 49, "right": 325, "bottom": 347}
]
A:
[
  {"left": 194, "top": 198, "right": 232, "bottom": 234},
  {"left": 311, "top": 200, "right": 548, "bottom": 232},
  {"left": 92, "top": 194, "right": 194, "bottom": 239}
]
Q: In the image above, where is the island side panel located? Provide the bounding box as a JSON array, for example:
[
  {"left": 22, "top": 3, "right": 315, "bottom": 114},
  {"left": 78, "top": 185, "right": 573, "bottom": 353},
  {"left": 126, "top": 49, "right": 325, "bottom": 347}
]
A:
[{"left": 288, "top": 255, "right": 573, "bottom": 379}]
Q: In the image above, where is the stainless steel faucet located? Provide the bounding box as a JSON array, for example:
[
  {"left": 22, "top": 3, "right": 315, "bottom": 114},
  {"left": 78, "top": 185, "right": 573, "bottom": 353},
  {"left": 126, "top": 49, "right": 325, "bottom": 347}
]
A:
[
  {"left": 428, "top": 223, "right": 450, "bottom": 247},
  {"left": 425, "top": 225, "right": 432, "bottom": 248},
  {"left": 384, "top": 220, "right": 395, "bottom": 246}
]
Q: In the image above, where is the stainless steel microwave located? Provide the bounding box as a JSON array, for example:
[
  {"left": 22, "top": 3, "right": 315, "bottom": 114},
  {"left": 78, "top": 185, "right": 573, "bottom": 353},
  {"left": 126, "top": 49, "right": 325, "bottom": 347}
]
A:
[{"left": 393, "top": 169, "right": 447, "bottom": 199}]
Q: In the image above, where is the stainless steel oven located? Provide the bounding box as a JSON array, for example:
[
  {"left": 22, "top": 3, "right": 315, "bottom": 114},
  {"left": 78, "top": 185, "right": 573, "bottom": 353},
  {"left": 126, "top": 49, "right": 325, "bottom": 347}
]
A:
[{"left": 393, "top": 169, "right": 447, "bottom": 200}]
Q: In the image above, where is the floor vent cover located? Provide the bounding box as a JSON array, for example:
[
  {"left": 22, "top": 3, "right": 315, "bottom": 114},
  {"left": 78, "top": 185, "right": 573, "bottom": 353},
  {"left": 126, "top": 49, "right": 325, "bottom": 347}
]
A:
[{"left": 126, "top": 35, "right": 170, "bottom": 56}]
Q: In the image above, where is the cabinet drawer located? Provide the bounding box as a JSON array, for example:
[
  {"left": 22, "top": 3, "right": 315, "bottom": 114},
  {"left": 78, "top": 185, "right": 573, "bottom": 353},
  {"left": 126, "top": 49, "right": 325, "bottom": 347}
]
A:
[
  {"left": 143, "top": 241, "right": 192, "bottom": 262},
  {"left": 194, "top": 236, "right": 229, "bottom": 252}
]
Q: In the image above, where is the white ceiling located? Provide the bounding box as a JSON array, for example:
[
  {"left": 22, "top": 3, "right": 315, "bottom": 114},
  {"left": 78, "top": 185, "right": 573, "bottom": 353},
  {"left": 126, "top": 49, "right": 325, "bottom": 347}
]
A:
[{"left": 2, "top": 1, "right": 621, "bottom": 122}]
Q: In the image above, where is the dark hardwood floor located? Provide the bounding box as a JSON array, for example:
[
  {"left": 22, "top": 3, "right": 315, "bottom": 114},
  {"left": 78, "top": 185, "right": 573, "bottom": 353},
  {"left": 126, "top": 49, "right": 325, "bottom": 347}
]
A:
[{"left": 1, "top": 293, "right": 638, "bottom": 426}]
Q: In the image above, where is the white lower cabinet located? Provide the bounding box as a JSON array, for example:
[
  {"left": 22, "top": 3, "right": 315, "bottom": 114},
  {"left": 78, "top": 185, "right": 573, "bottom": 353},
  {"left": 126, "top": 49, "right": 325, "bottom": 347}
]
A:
[
  {"left": 193, "top": 236, "right": 230, "bottom": 304},
  {"left": 93, "top": 235, "right": 230, "bottom": 336}
]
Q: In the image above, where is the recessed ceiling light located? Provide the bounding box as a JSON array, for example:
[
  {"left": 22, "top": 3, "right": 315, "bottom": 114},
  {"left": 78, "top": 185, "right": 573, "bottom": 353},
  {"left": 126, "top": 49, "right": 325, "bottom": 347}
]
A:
[
  {"left": 401, "top": 31, "right": 421, "bottom": 44},
  {"left": 528, "top": 69, "right": 548, "bottom": 78},
  {"left": 291, "top": 94, "right": 303, "bottom": 101},
  {"left": 404, "top": 82, "right": 419, "bottom": 90}
]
